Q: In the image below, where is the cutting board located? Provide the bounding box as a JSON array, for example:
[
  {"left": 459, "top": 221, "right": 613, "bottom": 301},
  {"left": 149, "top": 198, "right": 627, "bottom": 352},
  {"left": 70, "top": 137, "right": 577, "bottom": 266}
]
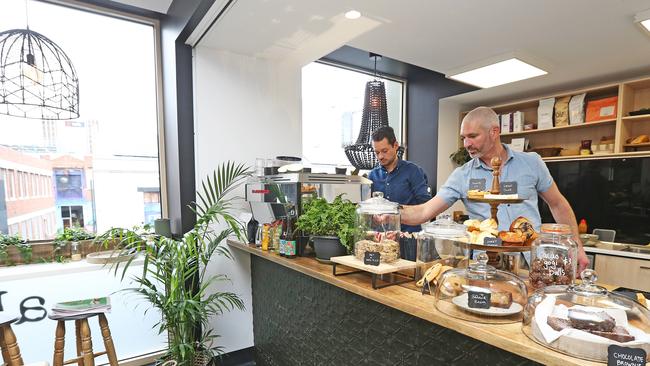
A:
[{"left": 330, "top": 255, "right": 416, "bottom": 275}]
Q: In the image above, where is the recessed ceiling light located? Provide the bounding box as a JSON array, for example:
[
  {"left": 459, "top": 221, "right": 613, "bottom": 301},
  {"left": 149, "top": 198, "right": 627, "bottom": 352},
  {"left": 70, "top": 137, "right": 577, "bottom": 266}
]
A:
[
  {"left": 345, "top": 10, "right": 361, "bottom": 19},
  {"left": 635, "top": 9, "right": 650, "bottom": 34},
  {"left": 448, "top": 58, "right": 547, "bottom": 89}
]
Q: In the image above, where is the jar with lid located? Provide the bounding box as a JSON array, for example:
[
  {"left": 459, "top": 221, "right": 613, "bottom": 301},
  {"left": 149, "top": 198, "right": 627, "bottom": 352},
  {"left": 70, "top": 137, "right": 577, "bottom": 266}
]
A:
[
  {"left": 416, "top": 216, "right": 470, "bottom": 285},
  {"left": 529, "top": 223, "right": 577, "bottom": 290},
  {"left": 354, "top": 192, "right": 400, "bottom": 264},
  {"left": 522, "top": 269, "right": 650, "bottom": 362},
  {"left": 433, "top": 253, "right": 528, "bottom": 324}
]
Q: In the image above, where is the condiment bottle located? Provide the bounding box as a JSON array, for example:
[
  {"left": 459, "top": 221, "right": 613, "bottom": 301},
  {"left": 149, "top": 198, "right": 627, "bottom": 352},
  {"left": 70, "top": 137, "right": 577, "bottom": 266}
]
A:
[{"left": 578, "top": 219, "right": 587, "bottom": 234}]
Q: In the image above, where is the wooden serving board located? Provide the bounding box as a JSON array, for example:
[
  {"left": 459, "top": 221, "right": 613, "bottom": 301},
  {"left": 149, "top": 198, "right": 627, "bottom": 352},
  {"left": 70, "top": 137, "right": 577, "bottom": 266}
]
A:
[{"left": 330, "top": 255, "right": 416, "bottom": 275}]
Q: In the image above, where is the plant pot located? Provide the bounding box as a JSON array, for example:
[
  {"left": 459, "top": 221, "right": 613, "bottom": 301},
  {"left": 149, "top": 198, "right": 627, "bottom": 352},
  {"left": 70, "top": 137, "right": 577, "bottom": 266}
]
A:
[{"left": 312, "top": 236, "right": 346, "bottom": 261}]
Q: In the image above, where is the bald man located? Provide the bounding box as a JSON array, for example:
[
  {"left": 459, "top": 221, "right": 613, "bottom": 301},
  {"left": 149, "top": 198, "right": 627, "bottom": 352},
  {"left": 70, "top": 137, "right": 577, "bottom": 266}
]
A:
[{"left": 401, "top": 106, "right": 589, "bottom": 272}]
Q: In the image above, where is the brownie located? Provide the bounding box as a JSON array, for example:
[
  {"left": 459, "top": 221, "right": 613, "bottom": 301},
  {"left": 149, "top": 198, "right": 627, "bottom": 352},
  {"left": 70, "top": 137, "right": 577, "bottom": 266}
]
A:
[
  {"left": 547, "top": 316, "right": 571, "bottom": 331},
  {"left": 588, "top": 326, "right": 635, "bottom": 343},
  {"left": 567, "top": 309, "right": 615, "bottom": 332},
  {"left": 490, "top": 291, "right": 513, "bottom": 309}
]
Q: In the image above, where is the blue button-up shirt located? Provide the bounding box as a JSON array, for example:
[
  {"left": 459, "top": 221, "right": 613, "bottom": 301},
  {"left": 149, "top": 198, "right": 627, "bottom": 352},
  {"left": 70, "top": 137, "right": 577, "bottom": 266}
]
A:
[
  {"left": 369, "top": 159, "right": 431, "bottom": 232},
  {"left": 437, "top": 144, "right": 553, "bottom": 232}
]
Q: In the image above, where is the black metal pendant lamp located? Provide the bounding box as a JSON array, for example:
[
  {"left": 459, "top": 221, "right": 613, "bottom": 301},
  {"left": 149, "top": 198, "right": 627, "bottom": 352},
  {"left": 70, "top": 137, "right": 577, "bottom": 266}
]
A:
[
  {"left": 0, "top": 1, "right": 79, "bottom": 120},
  {"left": 344, "top": 52, "right": 403, "bottom": 169}
]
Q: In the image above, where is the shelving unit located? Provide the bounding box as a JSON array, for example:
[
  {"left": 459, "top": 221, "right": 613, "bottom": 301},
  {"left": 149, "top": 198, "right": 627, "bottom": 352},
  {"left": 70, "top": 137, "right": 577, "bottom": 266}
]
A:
[{"left": 459, "top": 76, "right": 650, "bottom": 162}]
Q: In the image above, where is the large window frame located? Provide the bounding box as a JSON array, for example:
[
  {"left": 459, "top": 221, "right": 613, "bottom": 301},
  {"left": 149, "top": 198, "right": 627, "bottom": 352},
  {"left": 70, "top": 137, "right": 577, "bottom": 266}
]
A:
[{"left": 312, "top": 59, "right": 408, "bottom": 160}]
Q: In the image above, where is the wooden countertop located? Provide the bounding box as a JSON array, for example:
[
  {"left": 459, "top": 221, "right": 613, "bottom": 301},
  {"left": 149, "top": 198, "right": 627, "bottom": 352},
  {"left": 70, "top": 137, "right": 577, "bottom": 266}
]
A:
[{"left": 228, "top": 240, "right": 608, "bottom": 366}]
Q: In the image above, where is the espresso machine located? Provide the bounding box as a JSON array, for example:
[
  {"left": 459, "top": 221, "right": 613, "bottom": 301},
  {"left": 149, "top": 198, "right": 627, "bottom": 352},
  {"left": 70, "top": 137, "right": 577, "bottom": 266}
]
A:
[{"left": 245, "top": 173, "right": 372, "bottom": 225}]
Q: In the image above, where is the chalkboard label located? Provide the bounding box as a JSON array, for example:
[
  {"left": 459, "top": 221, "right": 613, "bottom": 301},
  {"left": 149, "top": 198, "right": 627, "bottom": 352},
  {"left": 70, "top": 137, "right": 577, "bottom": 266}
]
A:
[
  {"left": 468, "top": 291, "right": 491, "bottom": 309},
  {"left": 469, "top": 178, "right": 486, "bottom": 191},
  {"left": 483, "top": 237, "right": 502, "bottom": 246},
  {"left": 364, "top": 251, "right": 381, "bottom": 266},
  {"left": 608, "top": 345, "right": 646, "bottom": 366},
  {"left": 500, "top": 181, "right": 518, "bottom": 194}
]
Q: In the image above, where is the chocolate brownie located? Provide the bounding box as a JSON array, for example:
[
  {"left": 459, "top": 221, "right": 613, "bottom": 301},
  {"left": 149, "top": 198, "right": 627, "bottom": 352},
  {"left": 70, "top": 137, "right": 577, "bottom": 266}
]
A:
[{"left": 567, "top": 309, "right": 615, "bottom": 332}]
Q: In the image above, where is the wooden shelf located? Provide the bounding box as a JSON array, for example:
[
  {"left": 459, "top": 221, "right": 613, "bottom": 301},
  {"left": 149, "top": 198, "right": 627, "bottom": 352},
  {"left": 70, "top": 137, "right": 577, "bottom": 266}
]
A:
[
  {"left": 621, "top": 114, "right": 650, "bottom": 122},
  {"left": 501, "top": 119, "right": 616, "bottom": 137},
  {"left": 542, "top": 151, "right": 650, "bottom": 162}
]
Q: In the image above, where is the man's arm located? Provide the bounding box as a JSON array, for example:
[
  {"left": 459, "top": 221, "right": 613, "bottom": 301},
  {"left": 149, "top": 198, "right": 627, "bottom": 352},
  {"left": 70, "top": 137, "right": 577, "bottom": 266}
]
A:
[
  {"left": 401, "top": 195, "right": 450, "bottom": 225},
  {"left": 539, "top": 182, "right": 589, "bottom": 272}
]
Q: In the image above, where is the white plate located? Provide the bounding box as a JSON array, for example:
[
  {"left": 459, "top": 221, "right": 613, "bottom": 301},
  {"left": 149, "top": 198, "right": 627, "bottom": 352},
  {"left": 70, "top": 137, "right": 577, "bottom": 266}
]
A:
[{"left": 451, "top": 292, "right": 523, "bottom": 316}]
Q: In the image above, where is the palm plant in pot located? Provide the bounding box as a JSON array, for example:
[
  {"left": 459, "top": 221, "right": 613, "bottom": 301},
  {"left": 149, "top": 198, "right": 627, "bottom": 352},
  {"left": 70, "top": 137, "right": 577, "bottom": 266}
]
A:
[
  {"left": 104, "top": 162, "right": 251, "bottom": 365},
  {"left": 295, "top": 194, "right": 357, "bottom": 261}
]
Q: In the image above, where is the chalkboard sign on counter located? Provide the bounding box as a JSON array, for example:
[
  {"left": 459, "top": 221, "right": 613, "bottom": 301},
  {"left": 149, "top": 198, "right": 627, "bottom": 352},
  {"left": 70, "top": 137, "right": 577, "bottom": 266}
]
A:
[
  {"left": 364, "top": 251, "right": 380, "bottom": 266},
  {"left": 468, "top": 291, "right": 491, "bottom": 309},
  {"left": 608, "top": 345, "right": 646, "bottom": 366}
]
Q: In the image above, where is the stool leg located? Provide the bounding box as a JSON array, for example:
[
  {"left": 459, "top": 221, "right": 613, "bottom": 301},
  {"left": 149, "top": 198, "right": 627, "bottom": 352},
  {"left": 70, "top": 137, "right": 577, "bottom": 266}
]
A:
[
  {"left": 53, "top": 320, "right": 65, "bottom": 366},
  {"left": 98, "top": 314, "right": 118, "bottom": 366},
  {"left": 79, "top": 319, "right": 95, "bottom": 366},
  {"left": 75, "top": 320, "right": 83, "bottom": 366},
  {"left": 1, "top": 324, "right": 24, "bottom": 366}
]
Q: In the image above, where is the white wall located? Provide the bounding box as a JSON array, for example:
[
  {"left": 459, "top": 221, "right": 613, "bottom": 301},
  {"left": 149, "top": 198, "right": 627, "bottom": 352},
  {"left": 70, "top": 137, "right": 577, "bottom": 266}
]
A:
[
  {"left": 192, "top": 47, "right": 302, "bottom": 352},
  {"left": 437, "top": 98, "right": 466, "bottom": 216}
]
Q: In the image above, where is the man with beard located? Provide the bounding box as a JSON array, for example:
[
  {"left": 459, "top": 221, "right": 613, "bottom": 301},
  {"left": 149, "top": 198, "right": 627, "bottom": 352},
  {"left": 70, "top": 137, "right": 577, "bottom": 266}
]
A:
[
  {"left": 400, "top": 106, "right": 589, "bottom": 271},
  {"left": 368, "top": 126, "right": 431, "bottom": 232}
]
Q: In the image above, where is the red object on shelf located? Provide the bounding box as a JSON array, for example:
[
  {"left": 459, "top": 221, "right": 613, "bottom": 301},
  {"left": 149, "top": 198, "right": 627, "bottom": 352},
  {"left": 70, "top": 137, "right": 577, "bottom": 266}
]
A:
[
  {"left": 585, "top": 97, "right": 618, "bottom": 122},
  {"left": 578, "top": 219, "right": 588, "bottom": 234}
]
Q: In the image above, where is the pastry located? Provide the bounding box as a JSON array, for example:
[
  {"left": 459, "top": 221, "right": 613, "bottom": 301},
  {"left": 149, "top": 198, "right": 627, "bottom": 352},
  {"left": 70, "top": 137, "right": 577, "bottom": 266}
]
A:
[
  {"left": 627, "top": 134, "right": 650, "bottom": 144},
  {"left": 354, "top": 239, "right": 400, "bottom": 263},
  {"left": 509, "top": 216, "right": 538, "bottom": 245},
  {"left": 588, "top": 326, "right": 635, "bottom": 343},
  {"left": 567, "top": 309, "right": 616, "bottom": 332},
  {"left": 479, "top": 218, "right": 498, "bottom": 232},
  {"left": 433, "top": 265, "right": 454, "bottom": 286},
  {"left": 547, "top": 316, "right": 571, "bottom": 331},
  {"left": 637, "top": 293, "right": 648, "bottom": 308},
  {"left": 490, "top": 291, "right": 513, "bottom": 309},
  {"left": 484, "top": 193, "right": 519, "bottom": 200},
  {"left": 498, "top": 231, "right": 526, "bottom": 246},
  {"left": 476, "top": 231, "right": 496, "bottom": 245},
  {"left": 468, "top": 190, "right": 490, "bottom": 199},
  {"left": 440, "top": 274, "right": 467, "bottom": 297},
  {"left": 416, "top": 263, "right": 442, "bottom": 287}
]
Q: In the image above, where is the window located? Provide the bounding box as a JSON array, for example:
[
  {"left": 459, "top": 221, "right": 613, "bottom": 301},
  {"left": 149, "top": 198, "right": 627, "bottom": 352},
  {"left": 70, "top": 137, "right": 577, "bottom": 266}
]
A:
[
  {"left": 0, "top": 1, "right": 164, "bottom": 239},
  {"left": 302, "top": 62, "right": 405, "bottom": 169}
]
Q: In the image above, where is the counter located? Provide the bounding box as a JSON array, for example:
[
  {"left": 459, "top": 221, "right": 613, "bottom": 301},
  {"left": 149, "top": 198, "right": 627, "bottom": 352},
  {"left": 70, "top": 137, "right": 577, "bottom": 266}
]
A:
[
  {"left": 584, "top": 246, "right": 650, "bottom": 260},
  {"left": 228, "top": 240, "right": 610, "bottom": 366}
]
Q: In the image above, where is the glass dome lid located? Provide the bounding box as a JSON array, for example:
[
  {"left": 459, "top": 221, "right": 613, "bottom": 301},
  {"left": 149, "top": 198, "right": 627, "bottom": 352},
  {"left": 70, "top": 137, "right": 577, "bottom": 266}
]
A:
[
  {"left": 522, "top": 269, "right": 650, "bottom": 362},
  {"left": 357, "top": 191, "right": 399, "bottom": 215},
  {"left": 421, "top": 215, "right": 468, "bottom": 239},
  {"left": 433, "top": 253, "right": 528, "bottom": 324}
]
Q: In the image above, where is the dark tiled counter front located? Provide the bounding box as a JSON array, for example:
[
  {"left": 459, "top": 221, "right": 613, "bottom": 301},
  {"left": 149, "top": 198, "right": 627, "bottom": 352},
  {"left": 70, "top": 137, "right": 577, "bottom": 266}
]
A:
[{"left": 228, "top": 240, "right": 603, "bottom": 366}]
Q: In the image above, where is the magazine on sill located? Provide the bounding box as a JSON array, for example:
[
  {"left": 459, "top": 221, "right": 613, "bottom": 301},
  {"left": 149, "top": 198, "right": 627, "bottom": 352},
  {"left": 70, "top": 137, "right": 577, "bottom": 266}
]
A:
[{"left": 50, "top": 296, "right": 111, "bottom": 318}]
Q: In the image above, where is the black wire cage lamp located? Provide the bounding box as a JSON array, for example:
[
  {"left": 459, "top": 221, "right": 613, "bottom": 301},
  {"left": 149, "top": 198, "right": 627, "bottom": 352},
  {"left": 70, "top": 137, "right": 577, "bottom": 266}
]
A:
[
  {"left": 0, "top": 26, "right": 79, "bottom": 119},
  {"left": 344, "top": 53, "right": 404, "bottom": 170}
]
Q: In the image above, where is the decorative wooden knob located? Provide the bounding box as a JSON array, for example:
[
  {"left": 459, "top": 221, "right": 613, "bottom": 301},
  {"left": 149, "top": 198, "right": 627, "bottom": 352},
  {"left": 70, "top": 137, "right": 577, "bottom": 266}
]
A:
[{"left": 490, "top": 156, "right": 502, "bottom": 194}]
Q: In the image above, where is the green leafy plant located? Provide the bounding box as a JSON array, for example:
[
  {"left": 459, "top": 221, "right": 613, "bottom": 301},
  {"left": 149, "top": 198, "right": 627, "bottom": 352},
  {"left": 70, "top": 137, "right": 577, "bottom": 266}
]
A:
[
  {"left": 295, "top": 194, "right": 358, "bottom": 253},
  {"left": 16, "top": 242, "right": 32, "bottom": 264},
  {"left": 0, "top": 233, "right": 24, "bottom": 266},
  {"left": 102, "top": 162, "right": 250, "bottom": 365},
  {"left": 450, "top": 146, "right": 471, "bottom": 166},
  {"left": 53, "top": 226, "right": 95, "bottom": 262},
  {"left": 94, "top": 224, "right": 152, "bottom": 252}
]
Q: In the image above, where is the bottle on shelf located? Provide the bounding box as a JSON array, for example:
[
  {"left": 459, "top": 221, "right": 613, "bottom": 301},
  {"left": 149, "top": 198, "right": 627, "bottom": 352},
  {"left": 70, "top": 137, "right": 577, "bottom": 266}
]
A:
[
  {"left": 578, "top": 218, "right": 588, "bottom": 234},
  {"left": 279, "top": 218, "right": 287, "bottom": 257},
  {"left": 286, "top": 216, "right": 297, "bottom": 259}
]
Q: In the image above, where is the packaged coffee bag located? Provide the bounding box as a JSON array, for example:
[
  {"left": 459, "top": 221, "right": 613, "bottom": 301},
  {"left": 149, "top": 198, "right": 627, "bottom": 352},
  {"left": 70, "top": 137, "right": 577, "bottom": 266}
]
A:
[
  {"left": 538, "top": 98, "right": 555, "bottom": 129},
  {"left": 569, "top": 93, "right": 586, "bottom": 125},
  {"left": 554, "top": 96, "right": 571, "bottom": 126}
]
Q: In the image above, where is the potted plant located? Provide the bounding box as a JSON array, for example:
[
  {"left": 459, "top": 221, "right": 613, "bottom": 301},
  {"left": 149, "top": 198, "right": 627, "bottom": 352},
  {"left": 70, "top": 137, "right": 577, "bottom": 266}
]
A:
[
  {"left": 53, "top": 226, "right": 95, "bottom": 261},
  {"left": 0, "top": 233, "right": 24, "bottom": 266},
  {"left": 103, "top": 161, "right": 250, "bottom": 365},
  {"left": 295, "top": 194, "right": 357, "bottom": 261}
]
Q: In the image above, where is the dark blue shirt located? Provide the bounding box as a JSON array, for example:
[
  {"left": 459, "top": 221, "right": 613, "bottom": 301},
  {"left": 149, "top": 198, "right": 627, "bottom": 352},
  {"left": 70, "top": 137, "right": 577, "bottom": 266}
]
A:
[{"left": 368, "top": 159, "right": 431, "bottom": 232}]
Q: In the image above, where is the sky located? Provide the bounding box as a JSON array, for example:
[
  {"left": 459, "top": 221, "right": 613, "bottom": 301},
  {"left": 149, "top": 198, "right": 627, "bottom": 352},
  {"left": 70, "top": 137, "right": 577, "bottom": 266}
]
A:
[{"left": 0, "top": 0, "right": 159, "bottom": 156}]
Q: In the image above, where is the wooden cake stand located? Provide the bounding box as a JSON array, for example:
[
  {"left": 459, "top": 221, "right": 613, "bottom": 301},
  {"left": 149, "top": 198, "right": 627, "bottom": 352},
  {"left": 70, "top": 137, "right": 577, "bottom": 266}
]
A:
[{"left": 467, "top": 156, "right": 523, "bottom": 224}]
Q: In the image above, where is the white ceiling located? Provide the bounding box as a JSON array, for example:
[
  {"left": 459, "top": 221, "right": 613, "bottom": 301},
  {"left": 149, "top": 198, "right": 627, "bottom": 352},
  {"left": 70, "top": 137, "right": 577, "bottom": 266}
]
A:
[
  {"left": 193, "top": 0, "right": 650, "bottom": 106},
  {"left": 110, "top": 0, "right": 173, "bottom": 14}
]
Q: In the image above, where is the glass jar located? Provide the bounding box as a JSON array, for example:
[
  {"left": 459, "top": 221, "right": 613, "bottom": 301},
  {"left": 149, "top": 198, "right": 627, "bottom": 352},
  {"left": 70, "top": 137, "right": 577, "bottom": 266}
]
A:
[
  {"left": 522, "top": 269, "right": 650, "bottom": 362},
  {"left": 529, "top": 224, "right": 578, "bottom": 290},
  {"left": 354, "top": 192, "right": 400, "bottom": 264},
  {"left": 70, "top": 241, "right": 81, "bottom": 261},
  {"left": 416, "top": 216, "right": 470, "bottom": 285},
  {"left": 433, "top": 253, "right": 528, "bottom": 324}
]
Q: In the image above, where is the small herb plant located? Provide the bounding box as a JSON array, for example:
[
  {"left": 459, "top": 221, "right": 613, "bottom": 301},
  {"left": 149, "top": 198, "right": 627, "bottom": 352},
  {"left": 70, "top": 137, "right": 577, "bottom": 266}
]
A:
[
  {"left": 295, "top": 194, "right": 358, "bottom": 253},
  {"left": 0, "top": 233, "right": 25, "bottom": 265}
]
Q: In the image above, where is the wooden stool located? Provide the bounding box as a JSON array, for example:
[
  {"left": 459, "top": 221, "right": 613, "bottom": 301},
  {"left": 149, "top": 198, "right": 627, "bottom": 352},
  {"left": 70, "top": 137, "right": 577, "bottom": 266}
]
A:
[
  {"left": 49, "top": 313, "right": 118, "bottom": 366},
  {"left": 0, "top": 315, "right": 23, "bottom": 366}
]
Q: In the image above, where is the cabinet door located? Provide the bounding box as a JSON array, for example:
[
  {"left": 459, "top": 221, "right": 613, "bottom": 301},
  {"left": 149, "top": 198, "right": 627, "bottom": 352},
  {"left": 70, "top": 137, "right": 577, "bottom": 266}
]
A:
[{"left": 594, "top": 255, "right": 650, "bottom": 292}]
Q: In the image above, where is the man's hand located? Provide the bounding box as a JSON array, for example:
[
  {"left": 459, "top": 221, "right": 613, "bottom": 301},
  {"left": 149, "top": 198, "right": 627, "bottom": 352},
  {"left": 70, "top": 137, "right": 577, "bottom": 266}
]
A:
[{"left": 577, "top": 245, "right": 589, "bottom": 274}]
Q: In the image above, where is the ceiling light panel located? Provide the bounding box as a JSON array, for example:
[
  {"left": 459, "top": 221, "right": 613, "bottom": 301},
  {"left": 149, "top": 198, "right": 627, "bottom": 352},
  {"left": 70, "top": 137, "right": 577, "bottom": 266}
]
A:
[{"left": 448, "top": 58, "right": 547, "bottom": 88}]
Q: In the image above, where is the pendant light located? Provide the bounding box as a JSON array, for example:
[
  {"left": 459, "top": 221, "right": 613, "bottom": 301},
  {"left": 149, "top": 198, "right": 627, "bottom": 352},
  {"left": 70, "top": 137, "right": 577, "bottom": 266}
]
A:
[
  {"left": 344, "top": 52, "right": 404, "bottom": 169},
  {"left": 0, "top": 0, "right": 79, "bottom": 119}
]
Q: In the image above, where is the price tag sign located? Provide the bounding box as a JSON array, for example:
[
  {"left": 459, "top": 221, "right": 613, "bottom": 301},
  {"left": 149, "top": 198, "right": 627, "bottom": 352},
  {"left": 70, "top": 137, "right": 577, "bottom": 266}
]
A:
[
  {"left": 483, "top": 237, "right": 502, "bottom": 246},
  {"left": 364, "top": 251, "right": 381, "bottom": 266},
  {"left": 500, "top": 181, "right": 518, "bottom": 194},
  {"left": 469, "top": 178, "right": 486, "bottom": 191},
  {"left": 608, "top": 345, "right": 646, "bottom": 366},
  {"left": 468, "top": 291, "right": 491, "bottom": 309}
]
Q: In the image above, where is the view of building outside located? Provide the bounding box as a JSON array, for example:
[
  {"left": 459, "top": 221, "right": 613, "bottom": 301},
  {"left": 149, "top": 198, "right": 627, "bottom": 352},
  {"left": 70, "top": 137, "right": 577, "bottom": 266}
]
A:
[
  {"left": 0, "top": 0, "right": 161, "bottom": 240},
  {"left": 302, "top": 62, "right": 404, "bottom": 170}
]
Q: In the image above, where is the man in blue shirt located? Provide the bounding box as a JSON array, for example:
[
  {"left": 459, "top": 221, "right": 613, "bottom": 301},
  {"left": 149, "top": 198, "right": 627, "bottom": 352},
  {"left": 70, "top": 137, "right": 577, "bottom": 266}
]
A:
[
  {"left": 368, "top": 126, "right": 431, "bottom": 232},
  {"left": 400, "top": 107, "right": 589, "bottom": 271}
]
